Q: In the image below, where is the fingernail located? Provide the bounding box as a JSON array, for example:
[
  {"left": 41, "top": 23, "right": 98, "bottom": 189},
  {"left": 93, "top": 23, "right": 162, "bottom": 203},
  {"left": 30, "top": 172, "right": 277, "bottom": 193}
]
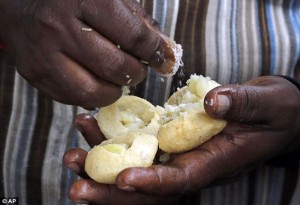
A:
[
  {"left": 67, "top": 163, "right": 80, "bottom": 174},
  {"left": 118, "top": 185, "right": 136, "bottom": 192},
  {"left": 215, "top": 94, "right": 231, "bottom": 115},
  {"left": 149, "top": 44, "right": 166, "bottom": 67}
]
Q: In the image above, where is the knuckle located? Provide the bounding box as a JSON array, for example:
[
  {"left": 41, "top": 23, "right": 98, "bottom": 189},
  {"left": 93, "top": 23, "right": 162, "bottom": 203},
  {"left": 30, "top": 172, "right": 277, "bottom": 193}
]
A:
[
  {"left": 103, "top": 53, "right": 126, "bottom": 77},
  {"left": 134, "top": 6, "right": 148, "bottom": 18},
  {"left": 148, "top": 18, "right": 160, "bottom": 29},
  {"left": 74, "top": 82, "right": 122, "bottom": 107},
  {"left": 127, "top": 23, "right": 149, "bottom": 51},
  {"left": 239, "top": 87, "right": 259, "bottom": 121},
  {"left": 58, "top": 81, "right": 100, "bottom": 107},
  {"left": 181, "top": 167, "right": 192, "bottom": 192},
  {"left": 77, "top": 82, "right": 99, "bottom": 100},
  {"left": 128, "top": 24, "right": 160, "bottom": 60},
  {"left": 23, "top": 5, "right": 63, "bottom": 42}
]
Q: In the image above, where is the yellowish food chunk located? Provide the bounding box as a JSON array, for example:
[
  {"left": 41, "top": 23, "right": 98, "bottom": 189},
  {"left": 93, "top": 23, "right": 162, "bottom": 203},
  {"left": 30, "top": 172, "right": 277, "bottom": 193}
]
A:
[
  {"left": 85, "top": 74, "right": 227, "bottom": 184},
  {"left": 97, "top": 95, "right": 161, "bottom": 139},
  {"left": 157, "top": 75, "right": 226, "bottom": 153},
  {"left": 85, "top": 132, "right": 158, "bottom": 184}
]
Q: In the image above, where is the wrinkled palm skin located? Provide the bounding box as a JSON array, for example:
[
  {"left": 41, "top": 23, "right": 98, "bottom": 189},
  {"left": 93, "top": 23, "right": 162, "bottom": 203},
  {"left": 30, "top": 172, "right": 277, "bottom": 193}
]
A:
[{"left": 64, "top": 76, "right": 300, "bottom": 205}]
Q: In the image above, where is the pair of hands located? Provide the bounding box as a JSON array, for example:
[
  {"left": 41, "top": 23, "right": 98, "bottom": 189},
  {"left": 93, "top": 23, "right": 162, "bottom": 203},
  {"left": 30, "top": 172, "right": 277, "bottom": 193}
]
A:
[
  {"left": 63, "top": 76, "right": 300, "bottom": 205},
  {"left": 1, "top": 0, "right": 300, "bottom": 204},
  {"left": 0, "top": 0, "right": 174, "bottom": 109}
]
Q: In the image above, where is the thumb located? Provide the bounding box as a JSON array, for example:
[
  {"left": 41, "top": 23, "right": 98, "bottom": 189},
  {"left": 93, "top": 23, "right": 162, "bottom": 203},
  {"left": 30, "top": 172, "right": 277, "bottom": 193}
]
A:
[{"left": 204, "top": 84, "right": 273, "bottom": 124}]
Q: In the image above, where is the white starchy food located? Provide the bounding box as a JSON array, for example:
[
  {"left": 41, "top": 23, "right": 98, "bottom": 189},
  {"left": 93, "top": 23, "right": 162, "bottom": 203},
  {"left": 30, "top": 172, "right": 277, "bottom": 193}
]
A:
[
  {"left": 122, "top": 86, "right": 130, "bottom": 95},
  {"left": 85, "top": 95, "right": 161, "bottom": 184},
  {"left": 85, "top": 74, "right": 227, "bottom": 184},
  {"left": 81, "top": 27, "right": 93, "bottom": 31},
  {"left": 158, "top": 75, "right": 226, "bottom": 153},
  {"left": 97, "top": 95, "right": 161, "bottom": 139},
  {"left": 85, "top": 132, "right": 158, "bottom": 184},
  {"left": 161, "top": 38, "right": 184, "bottom": 76},
  {"left": 153, "top": 34, "right": 183, "bottom": 76}
]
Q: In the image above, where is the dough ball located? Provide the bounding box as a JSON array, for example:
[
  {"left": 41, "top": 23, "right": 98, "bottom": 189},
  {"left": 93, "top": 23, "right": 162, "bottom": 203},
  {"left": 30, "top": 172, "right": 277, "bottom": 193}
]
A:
[
  {"left": 97, "top": 95, "right": 161, "bottom": 139},
  {"left": 157, "top": 75, "right": 227, "bottom": 153},
  {"left": 85, "top": 132, "right": 158, "bottom": 184}
]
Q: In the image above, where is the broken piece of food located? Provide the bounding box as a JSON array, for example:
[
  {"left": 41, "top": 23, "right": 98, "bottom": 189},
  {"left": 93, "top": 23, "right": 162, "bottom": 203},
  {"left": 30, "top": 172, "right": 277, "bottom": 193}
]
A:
[
  {"left": 85, "top": 75, "right": 226, "bottom": 184},
  {"left": 157, "top": 75, "right": 227, "bottom": 153},
  {"left": 149, "top": 34, "right": 183, "bottom": 76},
  {"left": 97, "top": 95, "right": 161, "bottom": 139},
  {"left": 85, "top": 132, "right": 158, "bottom": 184}
]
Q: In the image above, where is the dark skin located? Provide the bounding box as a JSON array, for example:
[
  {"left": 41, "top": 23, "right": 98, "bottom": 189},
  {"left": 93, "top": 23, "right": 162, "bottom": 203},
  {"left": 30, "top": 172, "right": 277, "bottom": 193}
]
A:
[
  {"left": 1, "top": 0, "right": 299, "bottom": 204},
  {"left": 64, "top": 76, "right": 300, "bottom": 205},
  {"left": 0, "top": 0, "right": 175, "bottom": 109}
]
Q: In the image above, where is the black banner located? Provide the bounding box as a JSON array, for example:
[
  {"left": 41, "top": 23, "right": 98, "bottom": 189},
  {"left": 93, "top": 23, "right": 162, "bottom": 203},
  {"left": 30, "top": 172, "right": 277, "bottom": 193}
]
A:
[{"left": 0, "top": 198, "right": 18, "bottom": 205}]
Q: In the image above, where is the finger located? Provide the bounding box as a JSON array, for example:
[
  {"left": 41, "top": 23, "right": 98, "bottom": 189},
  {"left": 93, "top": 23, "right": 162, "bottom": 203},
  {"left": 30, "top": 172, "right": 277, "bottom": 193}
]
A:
[
  {"left": 203, "top": 76, "right": 289, "bottom": 124},
  {"left": 75, "top": 113, "right": 105, "bottom": 147},
  {"left": 117, "top": 154, "right": 222, "bottom": 194},
  {"left": 79, "top": 0, "right": 176, "bottom": 74},
  {"left": 69, "top": 179, "right": 176, "bottom": 205},
  {"left": 116, "top": 128, "right": 258, "bottom": 194},
  {"left": 123, "top": 0, "right": 161, "bottom": 31},
  {"left": 63, "top": 148, "right": 88, "bottom": 178},
  {"left": 116, "top": 165, "right": 190, "bottom": 194},
  {"left": 121, "top": 0, "right": 180, "bottom": 74},
  {"left": 63, "top": 20, "right": 147, "bottom": 87},
  {"left": 25, "top": 53, "right": 122, "bottom": 108},
  {"left": 80, "top": 0, "right": 160, "bottom": 62}
]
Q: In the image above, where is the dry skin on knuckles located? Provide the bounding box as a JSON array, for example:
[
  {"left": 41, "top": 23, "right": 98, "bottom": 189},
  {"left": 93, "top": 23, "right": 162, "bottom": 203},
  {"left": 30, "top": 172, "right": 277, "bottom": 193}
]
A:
[{"left": 84, "top": 74, "right": 227, "bottom": 184}]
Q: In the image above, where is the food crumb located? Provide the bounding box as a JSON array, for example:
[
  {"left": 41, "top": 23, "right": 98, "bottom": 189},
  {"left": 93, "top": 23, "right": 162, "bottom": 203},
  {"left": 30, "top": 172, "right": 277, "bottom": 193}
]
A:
[
  {"left": 140, "top": 60, "right": 149, "bottom": 65},
  {"left": 81, "top": 28, "right": 93, "bottom": 31},
  {"left": 122, "top": 86, "right": 130, "bottom": 95},
  {"left": 159, "top": 153, "right": 170, "bottom": 163},
  {"left": 127, "top": 79, "right": 132, "bottom": 84}
]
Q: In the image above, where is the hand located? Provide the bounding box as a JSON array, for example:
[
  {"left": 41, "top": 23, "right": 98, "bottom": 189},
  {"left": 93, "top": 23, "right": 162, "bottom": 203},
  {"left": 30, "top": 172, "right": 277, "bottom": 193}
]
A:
[
  {"left": 63, "top": 76, "right": 300, "bottom": 204},
  {"left": 0, "top": 0, "right": 174, "bottom": 108}
]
